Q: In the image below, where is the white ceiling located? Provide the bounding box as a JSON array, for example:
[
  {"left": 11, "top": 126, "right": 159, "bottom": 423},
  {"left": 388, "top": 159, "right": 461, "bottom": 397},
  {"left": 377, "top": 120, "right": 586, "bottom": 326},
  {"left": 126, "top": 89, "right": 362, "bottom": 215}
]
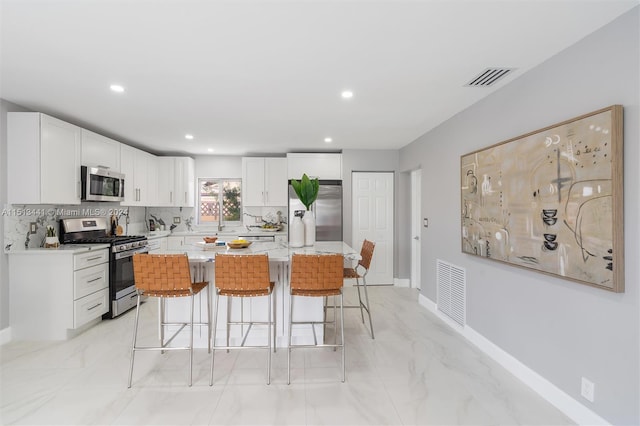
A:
[{"left": 1, "top": 0, "right": 637, "bottom": 156}]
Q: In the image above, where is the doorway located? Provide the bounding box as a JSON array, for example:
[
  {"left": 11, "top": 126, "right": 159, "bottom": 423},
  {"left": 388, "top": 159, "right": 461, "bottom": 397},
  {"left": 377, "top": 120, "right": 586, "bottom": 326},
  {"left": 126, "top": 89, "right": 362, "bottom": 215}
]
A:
[
  {"left": 351, "top": 172, "right": 394, "bottom": 285},
  {"left": 411, "top": 169, "right": 422, "bottom": 290}
]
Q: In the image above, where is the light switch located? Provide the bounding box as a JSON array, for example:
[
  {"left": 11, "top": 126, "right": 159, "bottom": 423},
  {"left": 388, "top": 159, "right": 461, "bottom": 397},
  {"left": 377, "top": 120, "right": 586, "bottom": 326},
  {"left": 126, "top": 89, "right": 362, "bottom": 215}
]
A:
[
  {"left": 423, "top": 218, "right": 429, "bottom": 228},
  {"left": 30, "top": 222, "right": 37, "bottom": 234}
]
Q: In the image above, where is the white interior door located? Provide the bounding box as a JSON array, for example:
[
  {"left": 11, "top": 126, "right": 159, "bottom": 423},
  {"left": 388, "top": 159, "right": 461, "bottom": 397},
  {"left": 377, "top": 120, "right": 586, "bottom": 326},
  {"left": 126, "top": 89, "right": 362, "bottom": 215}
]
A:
[
  {"left": 352, "top": 172, "right": 394, "bottom": 285},
  {"left": 411, "top": 169, "right": 422, "bottom": 290}
]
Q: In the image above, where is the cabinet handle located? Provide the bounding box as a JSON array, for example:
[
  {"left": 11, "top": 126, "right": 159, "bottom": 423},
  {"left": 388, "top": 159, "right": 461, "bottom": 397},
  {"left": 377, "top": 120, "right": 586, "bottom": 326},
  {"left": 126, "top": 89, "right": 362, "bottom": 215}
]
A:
[
  {"left": 87, "top": 276, "right": 102, "bottom": 283},
  {"left": 87, "top": 302, "right": 102, "bottom": 311},
  {"left": 265, "top": 191, "right": 268, "bottom": 203},
  {"left": 85, "top": 256, "right": 102, "bottom": 261},
  {"left": 184, "top": 191, "right": 187, "bottom": 203},
  {"left": 170, "top": 191, "right": 173, "bottom": 203}
]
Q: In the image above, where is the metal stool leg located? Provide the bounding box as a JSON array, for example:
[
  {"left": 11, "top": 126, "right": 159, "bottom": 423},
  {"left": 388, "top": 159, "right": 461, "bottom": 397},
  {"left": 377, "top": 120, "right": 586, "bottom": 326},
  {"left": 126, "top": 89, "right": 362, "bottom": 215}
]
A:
[
  {"left": 207, "top": 285, "right": 212, "bottom": 353},
  {"left": 209, "top": 289, "right": 221, "bottom": 386},
  {"left": 127, "top": 293, "right": 142, "bottom": 388},
  {"left": 361, "top": 276, "right": 374, "bottom": 339},
  {"left": 273, "top": 289, "right": 277, "bottom": 353},
  {"left": 287, "top": 292, "right": 294, "bottom": 385},
  {"left": 340, "top": 290, "right": 345, "bottom": 383},
  {"left": 226, "top": 296, "right": 231, "bottom": 353},
  {"left": 333, "top": 295, "right": 337, "bottom": 351},
  {"left": 267, "top": 291, "right": 272, "bottom": 384},
  {"left": 355, "top": 277, "right": 365, "bottom": 323},
  {"left": 189, "top": 294, "right": 194, "bottom": 387}
]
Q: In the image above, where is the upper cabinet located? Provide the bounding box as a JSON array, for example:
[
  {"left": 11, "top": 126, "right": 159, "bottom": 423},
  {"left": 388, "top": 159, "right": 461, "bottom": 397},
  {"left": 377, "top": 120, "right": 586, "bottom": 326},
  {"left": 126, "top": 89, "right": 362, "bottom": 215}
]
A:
[
  {"left": 120, "top": 144, "right": 157, "bottom": 206},
  {"left": 81, "top": 129, "right": 120, "bottom": 171},
  {"left": 287, "top": 153, "right": 342, "bottom": 180},
  {"left": 242, "top": 157, "right": 288, "bottom": 206},
  {"left": 156, "top": 156, "right": 195, "bottom": 207},
  {"left": 8, "top": 112, "right": 82, "bottom": 205}
]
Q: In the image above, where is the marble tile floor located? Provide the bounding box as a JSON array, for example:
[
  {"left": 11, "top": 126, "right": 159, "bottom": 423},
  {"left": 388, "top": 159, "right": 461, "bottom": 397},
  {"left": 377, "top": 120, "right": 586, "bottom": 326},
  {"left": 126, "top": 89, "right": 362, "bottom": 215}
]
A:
[{"left": 0, "top": 287, "right": 573, "bottom": 425}]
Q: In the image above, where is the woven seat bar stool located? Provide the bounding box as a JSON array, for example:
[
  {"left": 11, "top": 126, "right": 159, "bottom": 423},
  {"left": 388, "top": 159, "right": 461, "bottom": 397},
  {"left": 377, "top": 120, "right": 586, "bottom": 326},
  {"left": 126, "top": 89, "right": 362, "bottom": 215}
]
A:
[
  {"left": 209, "top": 254, "right": 275, "bottom": 385},
  {"left": 288, "top": 253, "right": 345, "bottom": 384},
  {"left": 338, "top": 239, "right": 376, "bottom": 339},
  {"left": 128, "top": 254, "right": 210, "bottom": 387}
]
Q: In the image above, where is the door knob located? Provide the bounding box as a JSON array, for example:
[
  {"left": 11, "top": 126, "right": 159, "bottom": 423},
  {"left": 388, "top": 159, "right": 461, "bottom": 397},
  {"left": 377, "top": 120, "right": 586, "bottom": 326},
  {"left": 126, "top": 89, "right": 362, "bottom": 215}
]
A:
[{"left": 413, "top": 236, "right": 419, "bottom": 240}]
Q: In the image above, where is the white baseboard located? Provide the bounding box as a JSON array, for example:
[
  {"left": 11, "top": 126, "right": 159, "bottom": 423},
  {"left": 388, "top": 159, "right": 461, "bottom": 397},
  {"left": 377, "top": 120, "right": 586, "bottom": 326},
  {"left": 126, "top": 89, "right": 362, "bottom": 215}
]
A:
[
  {"left": 417, "top": 294, "right": 608, "bottom": 426},
  {"left": 394, "top": 278, "right": 410, "bottom": 288},
  {"left": 0, "top": 326, "right": 11, "bottom": 345}
]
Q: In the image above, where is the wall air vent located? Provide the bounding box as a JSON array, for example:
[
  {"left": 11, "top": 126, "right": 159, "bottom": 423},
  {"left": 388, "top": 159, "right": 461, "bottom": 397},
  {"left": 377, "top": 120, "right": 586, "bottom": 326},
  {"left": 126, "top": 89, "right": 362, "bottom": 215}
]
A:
[
  {"left": 436, "top": 259, "right": 466, "bottom": 327},
  {"left": 465, "top": 68, "right": 514, "bottom": 87}
]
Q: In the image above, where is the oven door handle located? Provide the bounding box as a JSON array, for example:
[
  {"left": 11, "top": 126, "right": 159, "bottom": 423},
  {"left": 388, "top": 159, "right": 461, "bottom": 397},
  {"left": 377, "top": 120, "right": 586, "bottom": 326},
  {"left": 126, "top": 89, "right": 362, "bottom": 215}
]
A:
[{"left": 114, "top": 246, "right": 150, "bottom": 260}]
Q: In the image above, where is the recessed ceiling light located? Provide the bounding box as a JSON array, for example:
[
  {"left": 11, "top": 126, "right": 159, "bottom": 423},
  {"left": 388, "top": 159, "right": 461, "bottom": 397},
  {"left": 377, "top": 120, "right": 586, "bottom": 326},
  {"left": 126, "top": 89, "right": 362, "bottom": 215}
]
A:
[
  {"left": 110, "top": 84, "right": 125, "bottom": 93},
  {"left": 324, "top": 137, "right": 333, "bottom": 143},
  {"left": 185, "top": 134, "right": 194, "bottom": 140},
  {"left": 341, "top": 90, "right": 353, "bottom": 99},
  {"left": 207, "top": 148, "right": 214, "bottom": 153}
]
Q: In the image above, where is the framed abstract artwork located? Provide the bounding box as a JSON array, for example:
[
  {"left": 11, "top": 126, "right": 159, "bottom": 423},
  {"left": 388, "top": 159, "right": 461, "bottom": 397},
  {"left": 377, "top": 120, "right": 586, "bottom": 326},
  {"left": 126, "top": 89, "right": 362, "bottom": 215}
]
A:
[{"left": 461, "top": 105, "right": 624, "bottom": 292}]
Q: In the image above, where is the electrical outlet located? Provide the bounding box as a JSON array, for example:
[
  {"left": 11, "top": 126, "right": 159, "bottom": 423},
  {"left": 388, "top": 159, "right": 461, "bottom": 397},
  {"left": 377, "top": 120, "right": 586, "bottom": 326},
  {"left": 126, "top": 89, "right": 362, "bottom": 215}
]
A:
[
  {"left": 29, "top": 222, "right": 37, "bottom": 234},
  {"left": 255, "top": 216, "right": 262, "bottom": 223},
  {"left": 581, "top": 377, "right": 595, "bottom": 402},
  {"left": 173, "top": 217, "right": 181, "bottom": 224}
]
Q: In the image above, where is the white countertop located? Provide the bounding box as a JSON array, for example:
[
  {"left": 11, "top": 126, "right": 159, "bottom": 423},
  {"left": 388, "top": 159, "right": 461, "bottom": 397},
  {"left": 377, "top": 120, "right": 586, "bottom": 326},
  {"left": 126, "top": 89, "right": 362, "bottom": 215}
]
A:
[
  {"left": 155, "top": 241, "right": 359, "bottom": 263},
  {"left": 146, "top": 229, "right": 287, "bottom": 239},
  {"left": 6, "top": 243, "right": 110, "bottom": 255}
]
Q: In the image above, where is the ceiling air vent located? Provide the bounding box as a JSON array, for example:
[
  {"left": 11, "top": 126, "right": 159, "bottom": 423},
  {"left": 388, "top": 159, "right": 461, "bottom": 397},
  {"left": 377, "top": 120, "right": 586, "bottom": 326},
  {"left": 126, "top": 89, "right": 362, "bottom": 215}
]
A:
[{"left": 465, "top": 68, "right": 514, "bottom": 87}]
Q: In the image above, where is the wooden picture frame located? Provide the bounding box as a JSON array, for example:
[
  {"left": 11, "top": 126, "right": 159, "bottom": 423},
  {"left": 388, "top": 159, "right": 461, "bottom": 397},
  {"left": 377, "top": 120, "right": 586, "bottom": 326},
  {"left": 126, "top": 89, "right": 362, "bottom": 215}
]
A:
[{"left": 460, "top": 105, "right": 624, "bottom": 292}]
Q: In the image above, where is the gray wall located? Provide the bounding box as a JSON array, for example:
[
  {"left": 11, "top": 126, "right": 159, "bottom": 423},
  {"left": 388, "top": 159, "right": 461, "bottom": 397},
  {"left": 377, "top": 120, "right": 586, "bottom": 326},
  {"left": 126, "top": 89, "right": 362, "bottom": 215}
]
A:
[
  {"left": 195, "top": 155, "right": 242, "bottom": 179},
  {"left": 0, "top": 100, "right": 30, "bottom": 332},
  {"left": 398, "top": 8, "right": 639, "bottom": 424}
]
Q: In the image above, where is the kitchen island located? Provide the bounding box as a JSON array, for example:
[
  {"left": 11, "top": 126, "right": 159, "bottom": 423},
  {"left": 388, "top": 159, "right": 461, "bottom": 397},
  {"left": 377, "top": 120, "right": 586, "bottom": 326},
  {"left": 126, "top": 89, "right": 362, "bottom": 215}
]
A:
[{"left": 154, "top": 241, "right": 359, "bottom": 348}]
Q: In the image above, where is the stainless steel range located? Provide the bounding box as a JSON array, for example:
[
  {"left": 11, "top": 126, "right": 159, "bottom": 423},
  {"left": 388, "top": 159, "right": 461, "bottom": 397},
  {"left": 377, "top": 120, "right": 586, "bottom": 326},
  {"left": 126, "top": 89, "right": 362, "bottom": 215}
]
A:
[{"left": 60, "top": 217, "right": 149, "bottom": 318}]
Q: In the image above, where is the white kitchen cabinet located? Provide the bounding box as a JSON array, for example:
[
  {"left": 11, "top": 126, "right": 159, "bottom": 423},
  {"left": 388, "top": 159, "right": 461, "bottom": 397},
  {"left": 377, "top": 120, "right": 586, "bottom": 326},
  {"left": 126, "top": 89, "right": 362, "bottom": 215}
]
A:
[
  {"left": 81, "top": 129, "right": 121, "bottom": 171},
  {"left": 156, "top": 157, "right": 175, "bottom": 206},
  {"left": 242, "top": 157, "right": 288, "bottom": 206},
  {"left": 146, "top": 154, "right": 159, "bottom": 206},
  {"left": 156, "top": 157, "right": 195, "bottom": 207},
  {"left": 121, "top": 144, "right": 157, "bottom": 206},
  {"left": 147, "top": 236, "right": 168, "bottom": 253},
  {"left": 7, "top": 112, "right": 82, "bottom": 205},
  {"left": 167, "top": 236, "right": 185, "bottom": 250},
  {"left": 175, "top": 157, "right": 195, "bottom": 207},
  {"left": 287, "top": 153, "right": 342, "bottom": 180},
  {"left": 8, "top": 247, "right": 110, "bottom": 340}
]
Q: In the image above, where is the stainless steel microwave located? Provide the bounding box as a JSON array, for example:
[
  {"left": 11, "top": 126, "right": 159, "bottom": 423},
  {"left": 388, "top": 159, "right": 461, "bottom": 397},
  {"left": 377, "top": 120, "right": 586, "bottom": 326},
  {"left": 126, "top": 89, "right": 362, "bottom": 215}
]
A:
[{"left": 81, "top": 166, "right": 125, "bottom": 202}]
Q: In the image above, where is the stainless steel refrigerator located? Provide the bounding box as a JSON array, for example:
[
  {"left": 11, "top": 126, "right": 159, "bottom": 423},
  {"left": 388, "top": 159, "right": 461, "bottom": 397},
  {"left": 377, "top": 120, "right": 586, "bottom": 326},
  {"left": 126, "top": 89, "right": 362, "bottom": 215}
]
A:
[{"left": 289, "top": 180, "right": 343, "bottom": 241}]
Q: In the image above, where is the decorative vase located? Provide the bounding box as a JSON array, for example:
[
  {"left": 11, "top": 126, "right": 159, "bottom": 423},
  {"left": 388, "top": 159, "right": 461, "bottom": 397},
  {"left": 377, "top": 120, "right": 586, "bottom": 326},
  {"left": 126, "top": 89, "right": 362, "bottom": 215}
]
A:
[
  {"left": 44, "top": 236, "right": 59, "bottom": 249},
  {"left": 289, "top": 215, "right": 304, "bottom": 248},
  {"left": 303, "top": 210, "right": 316, "bottom": 246}
]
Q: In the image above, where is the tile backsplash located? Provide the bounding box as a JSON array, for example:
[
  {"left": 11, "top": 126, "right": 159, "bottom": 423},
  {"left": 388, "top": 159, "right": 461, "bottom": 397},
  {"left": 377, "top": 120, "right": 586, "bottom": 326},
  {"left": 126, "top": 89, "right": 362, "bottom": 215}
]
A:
[
  {"left": 2, "top": 203, "right": 146, "bottom": 251},
  {"left": 3, "top": 203, "right": 290, "bottom": 251}
]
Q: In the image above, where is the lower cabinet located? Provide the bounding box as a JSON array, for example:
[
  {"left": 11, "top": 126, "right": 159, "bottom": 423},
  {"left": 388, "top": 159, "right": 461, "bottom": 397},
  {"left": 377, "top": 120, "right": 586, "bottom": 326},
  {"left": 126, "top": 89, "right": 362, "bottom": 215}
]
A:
[
  {"left": 147, "top": 236, "right": 168, "bottom": 253},
  {"left": 8, "top": 248, "right": 110, "bottom": 340}
]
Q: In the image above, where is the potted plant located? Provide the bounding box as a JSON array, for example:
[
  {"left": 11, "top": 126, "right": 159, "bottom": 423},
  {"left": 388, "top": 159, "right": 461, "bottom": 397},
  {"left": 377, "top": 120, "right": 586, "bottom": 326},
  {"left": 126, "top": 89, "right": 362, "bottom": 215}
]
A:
[
  {"left": 291, "top": 174, "right": 319, "bottom": 246},
  {"left": 44, "top": 226, "right": 59, "bottom": 248}
]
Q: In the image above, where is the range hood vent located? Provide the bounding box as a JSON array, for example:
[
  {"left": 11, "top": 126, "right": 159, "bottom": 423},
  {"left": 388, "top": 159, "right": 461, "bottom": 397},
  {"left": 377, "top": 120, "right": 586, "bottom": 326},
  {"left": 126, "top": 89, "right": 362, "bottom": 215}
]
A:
[{"left": 465, "top": 68, "right": 514, "bottom": 87}]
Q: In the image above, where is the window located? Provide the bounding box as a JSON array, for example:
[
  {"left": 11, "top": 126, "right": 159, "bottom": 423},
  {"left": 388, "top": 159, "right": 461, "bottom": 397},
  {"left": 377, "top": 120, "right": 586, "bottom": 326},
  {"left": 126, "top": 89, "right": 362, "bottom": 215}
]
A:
[{"left": 198, "top": 178, "right": 242, "bottom": 225}]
